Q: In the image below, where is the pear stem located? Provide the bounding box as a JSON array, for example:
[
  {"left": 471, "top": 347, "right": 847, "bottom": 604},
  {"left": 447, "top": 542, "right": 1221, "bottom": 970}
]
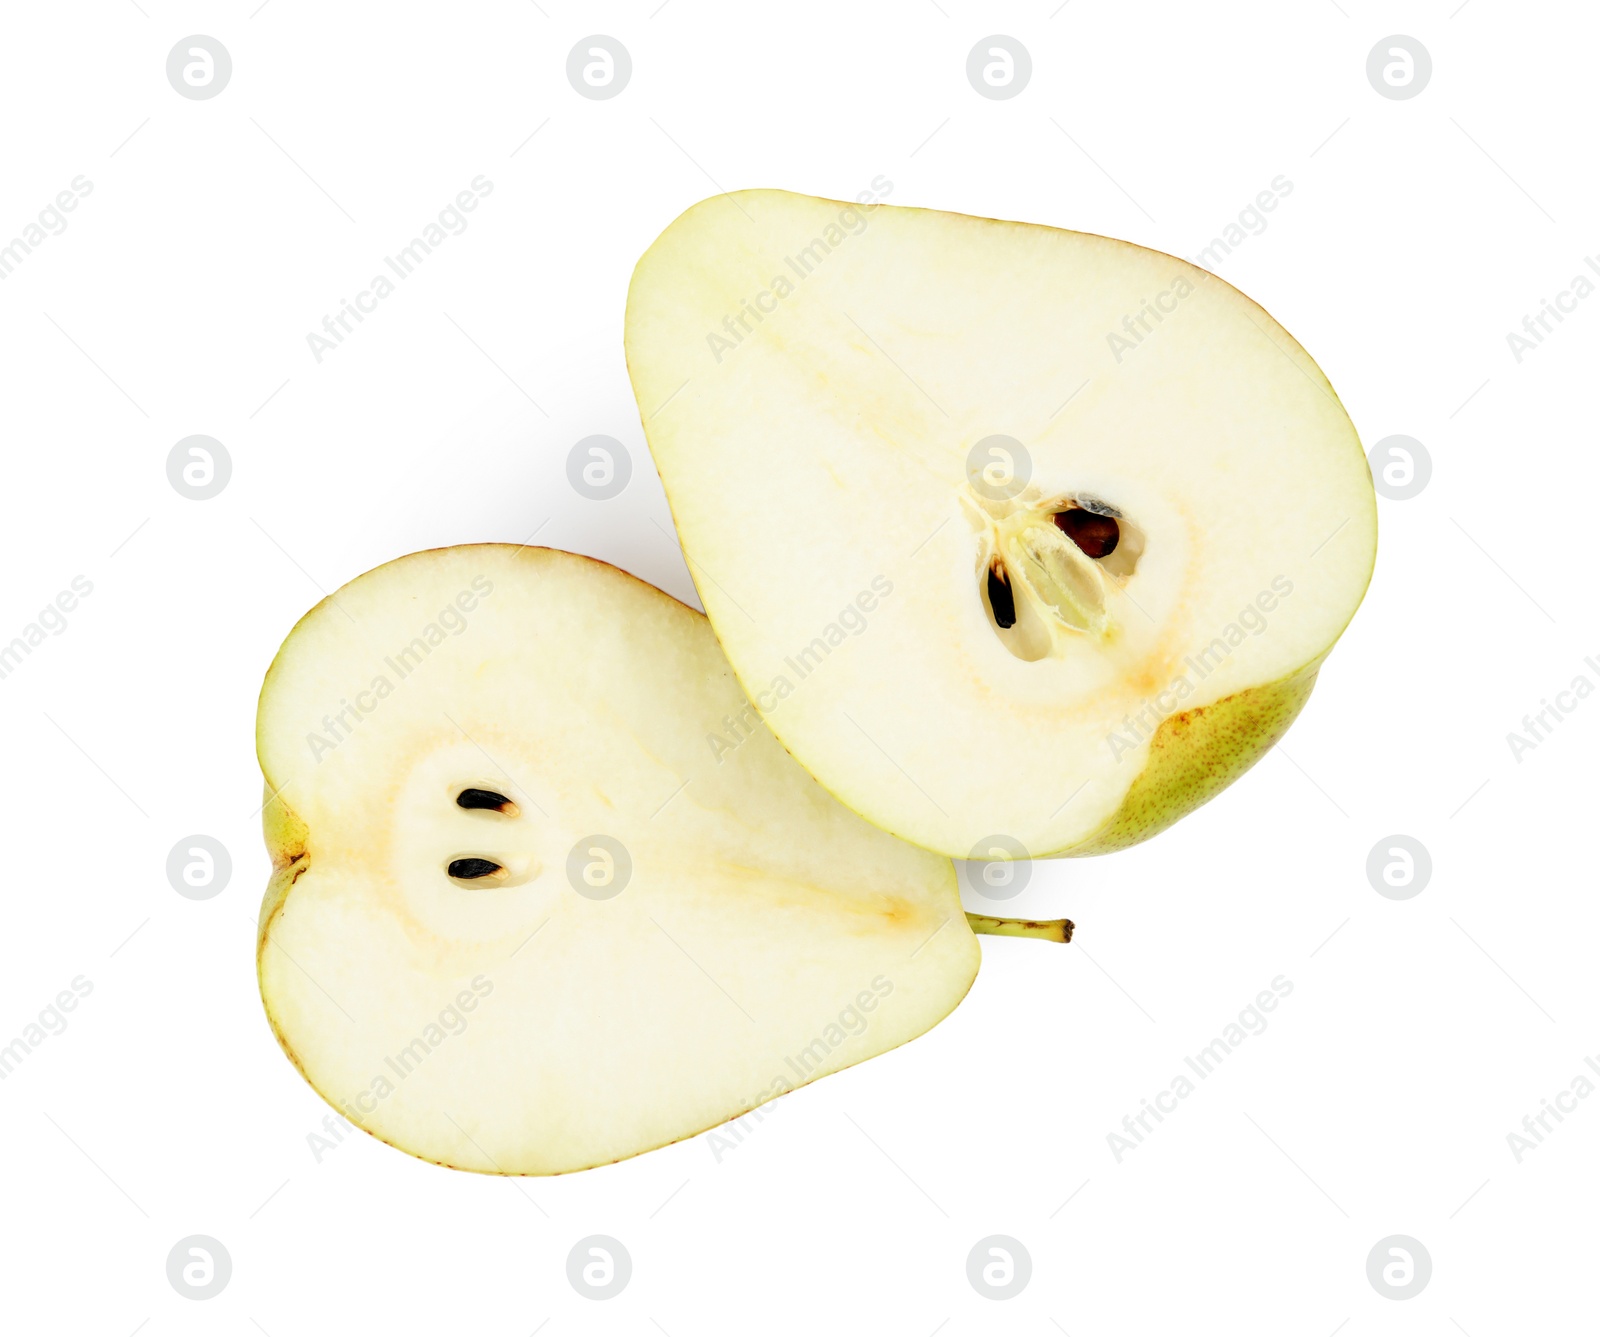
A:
[{"left": 966, "top": 912, "right": 1074, "bottom": 944}]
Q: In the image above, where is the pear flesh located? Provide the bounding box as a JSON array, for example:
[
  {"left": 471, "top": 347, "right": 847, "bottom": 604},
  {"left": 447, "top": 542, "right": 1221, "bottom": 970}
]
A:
[
  {"left": 625, "top": 190, "right": 1378, "bottom": 858},
  {"left": 256, "top": 545, "right": 977, "bottom": 1175}
]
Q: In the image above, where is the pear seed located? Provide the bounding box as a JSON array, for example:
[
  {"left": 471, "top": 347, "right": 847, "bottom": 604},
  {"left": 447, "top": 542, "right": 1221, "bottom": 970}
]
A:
[
  {"left": 987, "top": 563, "right": 1017, "bottom": 629},
  {"left": 457, "top": 788, "right": 518, "bottom": 815},
  {"left": 1053, "top": 508, "right": 1120, "bottom": 558}
]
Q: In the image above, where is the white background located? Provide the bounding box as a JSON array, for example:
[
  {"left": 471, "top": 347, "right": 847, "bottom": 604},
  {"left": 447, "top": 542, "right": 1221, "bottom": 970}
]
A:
[{"left": 1, "top": 1, "right": 1595, "bottom": 1332}]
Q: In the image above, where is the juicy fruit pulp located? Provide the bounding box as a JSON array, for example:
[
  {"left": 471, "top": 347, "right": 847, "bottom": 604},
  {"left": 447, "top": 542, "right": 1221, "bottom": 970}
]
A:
[
  {"left": 625, "top": 190, "right": 1377, "bottom": 859},
  {"left": 256, "top": 545, "right": 978, "bottom": 1175}
]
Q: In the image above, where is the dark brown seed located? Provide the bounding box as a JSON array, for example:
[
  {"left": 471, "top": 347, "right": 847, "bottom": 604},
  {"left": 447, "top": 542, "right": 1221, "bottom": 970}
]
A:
[
  {"left": 457, "top": 788, "right": 516, "bottom": 814},
  {"left": 448, "top": 857, "right": 503, "bottom": 880},
  {"left": 1053, "top": 508, "right": 1120, "bottom": 558},
  {"left": 987, "top": 563, "right": 1017, "bottom": 629}
]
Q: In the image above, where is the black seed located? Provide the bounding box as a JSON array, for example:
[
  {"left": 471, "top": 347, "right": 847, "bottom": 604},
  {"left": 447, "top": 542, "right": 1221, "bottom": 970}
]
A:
[
  {"left": 448, "top": 858, "right": 503, "bottom": 880},
  {"left": 987, "top": 564, "right": 1017, "bottom": 629},
  {"left": 457, "top": 788, "right": 516, "bottom": 814},
  {"left": 1053, "top": 508, "right": 1120, "bottom": 558}
]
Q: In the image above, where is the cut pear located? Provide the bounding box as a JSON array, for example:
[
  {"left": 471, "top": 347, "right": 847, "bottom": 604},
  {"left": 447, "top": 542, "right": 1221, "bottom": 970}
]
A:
[
  {"left": 625, "top": 190, "right": 1377, "bottom": 859},
  {"left": 256, "top": 545, "right": 980, "bottom": 1175}
]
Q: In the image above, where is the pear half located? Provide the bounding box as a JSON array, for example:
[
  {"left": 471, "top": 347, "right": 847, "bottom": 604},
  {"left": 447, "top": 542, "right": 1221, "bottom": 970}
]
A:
[
  {"left": 256, "top": 545, "right": 979, "bottom": 1175},
  {"left": 625, "top": 190, "right": 1377, "bottom": 859}
]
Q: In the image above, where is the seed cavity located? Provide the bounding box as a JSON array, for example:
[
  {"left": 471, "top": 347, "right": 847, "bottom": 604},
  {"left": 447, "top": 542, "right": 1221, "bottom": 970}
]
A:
[
  {"left": 1007, "top": 521, "right": 1109, "bottom": 636},
  {"left": 1053, "top": 508, "right": 1120, "bottom": 558},
  {"left": 457, "top": 788, "right": 519, "bottom": 816},
  {"left": 964, "top": 479, "right": 1142, "bottom": 660},
  {"left": 448, "top": 857, "right": 506, "bottom": 881},
  {"left": 1073, "top": 493, "right": 1122, "bottom": 519},
  {"left": 986, "top": 563, "right": 1017, "bottom": 629}
]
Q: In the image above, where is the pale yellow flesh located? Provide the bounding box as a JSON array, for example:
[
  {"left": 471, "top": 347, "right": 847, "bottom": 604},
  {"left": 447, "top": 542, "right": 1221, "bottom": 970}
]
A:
[
  {"left": 256, "top": 546, "right": 976, "bottom": 1175},
  {"left": 625, "top": 190, "right": 1377, "bottom": 858}
]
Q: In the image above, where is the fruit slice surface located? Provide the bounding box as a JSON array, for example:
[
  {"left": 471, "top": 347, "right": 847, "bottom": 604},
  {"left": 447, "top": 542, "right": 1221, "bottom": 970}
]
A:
[
  {"left": 257, "top": 545, "right": 975, "bottom": 1174},
  {"left": 626, "top": 190, "right": 1377, "bottom": 858}
]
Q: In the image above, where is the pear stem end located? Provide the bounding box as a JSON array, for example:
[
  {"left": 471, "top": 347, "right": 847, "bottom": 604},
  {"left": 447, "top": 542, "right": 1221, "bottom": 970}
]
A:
[{"left": 966, "top": 912, "right": 1074, "bottom": 944}]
